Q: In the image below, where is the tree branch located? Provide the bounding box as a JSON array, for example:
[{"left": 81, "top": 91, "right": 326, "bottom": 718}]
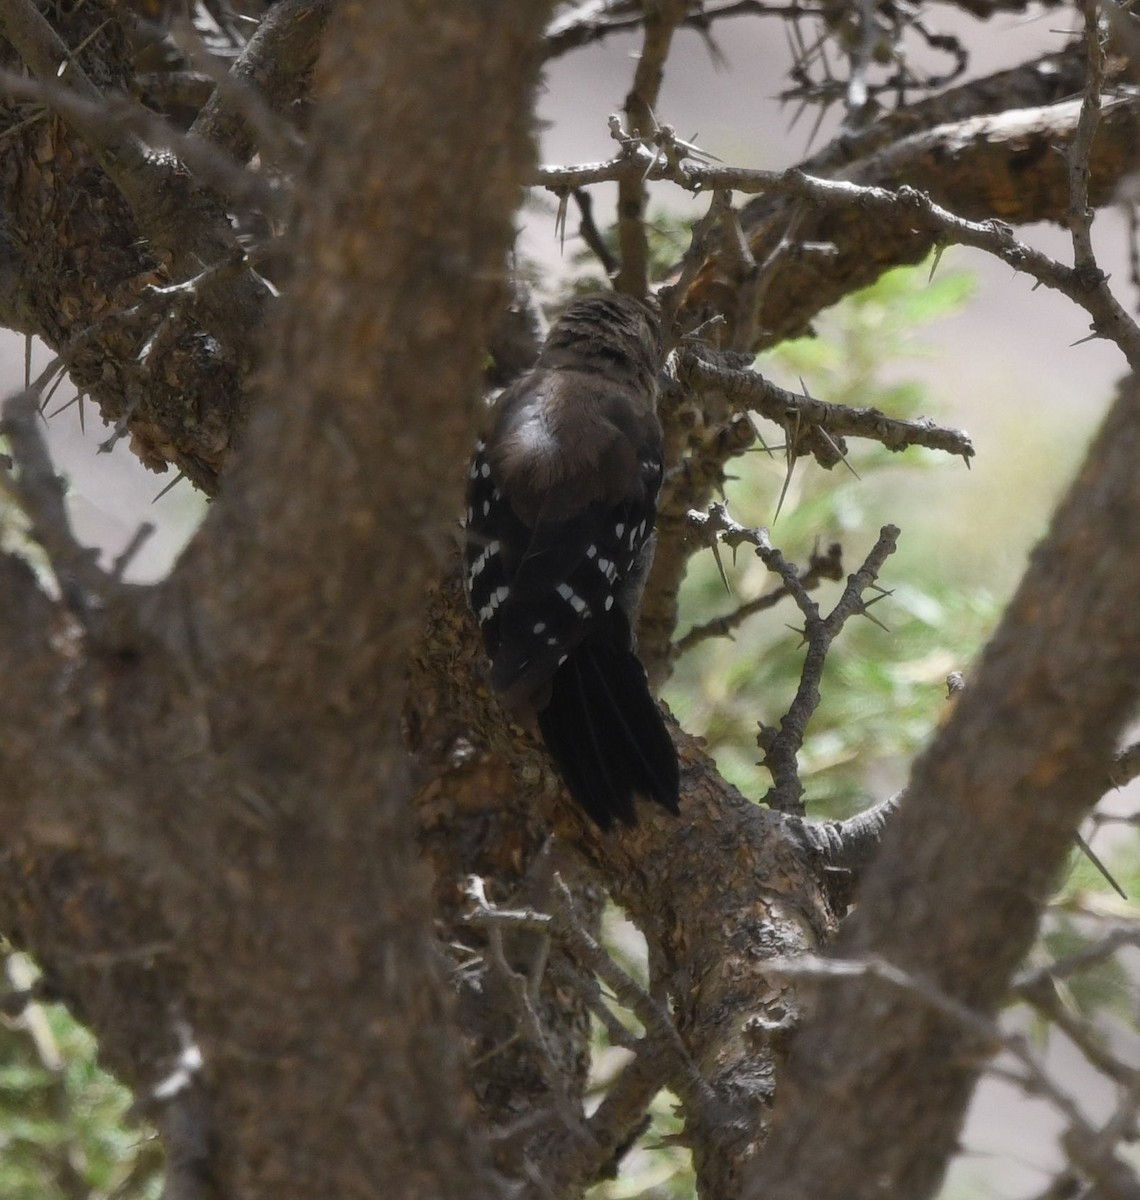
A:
[
  {"left": 674, "top": 345, "right": 976, "bottom": 461},
  {"left": 543, "top": 0, "right": 1067, "bottom": 60},
  {"left": 792, "top": 793, "right": 902, "bottom": 877},
  {"left": 0, "top": 68, "right": 281, "bottom": 214},
  {"left": 0, "top": 389, "right": 105, "bottom": 617},
  {"left": 752, "top": 524, "right": 899, "bottom": 814},
  {"left": 536, "top": 90, "right": 1140, "bottom": 358},
  {"left": 0, "top": 3, "right": 555, "bottom": 1198},
  {"left": 743, "top": 368, "right": 1140, "bottom": 1200},
  {"left": 0, "top": 0, "right": 275, "bottom": 490},
  {"left": 0, "top": 0, "right": 269, "bottom": 286},
  {"left": 767, "top": 952, "right": 1140, "bottom": 1200},
  {"left": 672, "top": 539, "right": 844, "bottom": 660},
  {"left": 188, "top": 0, "right": 331, "bottom": 165},
  {"left": 407, "top": 569, "right": 836, "bottom": 1195},
  {"left": 613, "top": 0, "right": 688, "bottom": 296}
]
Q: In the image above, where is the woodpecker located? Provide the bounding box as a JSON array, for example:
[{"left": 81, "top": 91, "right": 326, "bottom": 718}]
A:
[{"left": 464, "top": 292, "right": 681, "bottom": 829}]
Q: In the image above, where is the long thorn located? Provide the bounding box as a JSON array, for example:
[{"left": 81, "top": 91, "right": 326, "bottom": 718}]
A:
[
  {"left": 152, "top": 472, "right": 187, "bottom": 503},
  {"left": 1073, "top": 831, "right": 1128, "bottom": 900}
]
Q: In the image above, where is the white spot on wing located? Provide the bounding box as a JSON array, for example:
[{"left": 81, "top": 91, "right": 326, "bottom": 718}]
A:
[
  {"left": 476, "top": 584, "right": 510, "bottom": 624},
  {"left": 557, "top": 582, "right": 590, "bottom": 615},
  {"left": 469, "top": 540, "right": 501, "bottom": 579}
]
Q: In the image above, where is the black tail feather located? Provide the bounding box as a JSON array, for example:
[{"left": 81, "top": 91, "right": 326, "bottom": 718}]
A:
[{"left": 536, "top": 638, "right": 680, "bottom": 829}]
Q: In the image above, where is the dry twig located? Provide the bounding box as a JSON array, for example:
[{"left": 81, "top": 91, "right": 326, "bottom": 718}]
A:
[
  {"left": 535, "top": 154, "right": 1140, "bottom": 367},
  {"left": 612, "top": 0, "right": 689, "bottom": 297},
  {"left": 673, "top": 540, "right": 844, "bottom": 659}
]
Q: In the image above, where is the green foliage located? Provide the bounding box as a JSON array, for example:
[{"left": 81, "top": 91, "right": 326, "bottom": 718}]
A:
[
  {"left": 576, "top": 245, "right": 1138, "bottom": 1199},
  {"left": 1038, "top": 847, "right": 1140, "bottom": 1021},
  {"left": 0, "top": 431, "right": 57, "bottom": 587},
  {"left": 0, "top": 950, "right": 161, "bottom": 1200},
  {"left": 1039, "top": 914, "right": 1133, "bottom": 1017},
  {"left": 665, "top": 259, "right": 993, "bottom": 816}
]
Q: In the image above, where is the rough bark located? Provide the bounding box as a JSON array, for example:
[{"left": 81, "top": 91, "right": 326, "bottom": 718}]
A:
[
  {"left": 408, "top": 575, "right": 835, "bottom": 1196},
  {"left": 743, "top": 369, "right": 1140, "bottom": 1200},
  {"left": 0, "top": 2, "right": 551, "bottom": 1198},
  {"left": 0, "top": 0, "right": 274, "bottom": 490},
  {"left": 686, "top": 91, "right": 1140, "bottom": 348},
  {"left": 0, "top": 6, "right": 1136, "bottom": 1200}
]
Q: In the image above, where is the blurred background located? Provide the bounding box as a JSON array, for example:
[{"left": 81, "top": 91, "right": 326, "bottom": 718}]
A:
[{"left": 2, "top": 4, "right": 1138, "bottom": 1197}]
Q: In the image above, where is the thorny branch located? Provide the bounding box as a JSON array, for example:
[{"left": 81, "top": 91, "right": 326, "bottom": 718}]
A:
[
  {"left": 544, "top": 1, "right": 822, "bottom": 59},
  {"left": 465, "top": 875, "right": 719, "bottom": 1128},
  {"left": 758, "top": 525, "right": 899, "bottom": 815},
  {"left": 0, "top": 0, "right": 275, "bottom": 288},
  {"left": 658, "top": 188, "right": 733, "bottom": 337},
  {"left": 186, "top": 0, "right": 330, "bottom": 167},
  {"left": 545, "top": 0, "right": 973, "bottom": 98},
  {"left": 465, "top": 877, "right": 594, "bottom": 1146},
  {"left": 461, "top": 867, "right": 736, "bottom": 1198},
  {"left": 686, "top": 505, "right": 898, "bottom": 816},
  {"left": 683, "top": 507, "right": 890, "bottom": 798},
  {"left": 726, "top": 202, "right": 811, "bottom": 353},
  {"left": 673, "top": 540, "right": 844, "bottom": 660},
  {"left": 572, "top": 189, "right": 619, "bottom": 277},
  {"left": 673, "top": 344, "right": 976, "bottom": 464},
  {"left": 535, "top": 142, "right": 1140, "bottom": 366},
  {"left": 0, "top": 69, "right": 282, "bottom": 216},
  {"left": 638, "top": 339, "right": 970, "bottom": 683},
  {"left": 613, "top": 0, "right": 689, "bottom": 297},
  {"left": 770, "top": 953, "right": 1140, "bottom": 1200},
  {"left": 1069, "top": 0, "right": 1105, "bottom": 280}
]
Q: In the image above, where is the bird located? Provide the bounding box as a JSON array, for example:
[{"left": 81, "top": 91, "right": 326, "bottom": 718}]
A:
[{"left": 463, "top": 291, "right": 681, "bottom": 829}]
